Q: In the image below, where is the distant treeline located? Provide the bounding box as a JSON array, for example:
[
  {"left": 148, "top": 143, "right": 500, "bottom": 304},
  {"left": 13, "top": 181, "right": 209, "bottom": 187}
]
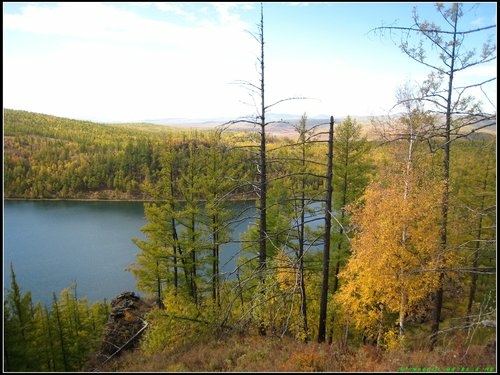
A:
[
  {"left": 3, "top": 109, "right": 259, "bottom": 200},
  {"left": 3, "top": 108, "right": 496, "bottom": 371}
]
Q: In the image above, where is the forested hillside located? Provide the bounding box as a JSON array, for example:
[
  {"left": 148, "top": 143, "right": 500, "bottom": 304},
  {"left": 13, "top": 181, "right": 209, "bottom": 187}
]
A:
[
  {"left": 3, "top": 107, "right": 496, "bottom": 371},
  {"left": 3, "top": 109, "right": 257, "bottom": 200},
  {"left": 3, "top": 3, "right": 497, "bottom": 371}
]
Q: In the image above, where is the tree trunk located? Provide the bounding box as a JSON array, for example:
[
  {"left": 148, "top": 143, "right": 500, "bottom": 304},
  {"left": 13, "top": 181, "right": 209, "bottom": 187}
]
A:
[
  {"left": 156, "top": 260, "right": 164, "bottom": 309},
  {"left": 257, "top": 3, "right": 267, "bottom": 336},
  {"left": 52, "top": 293, "right": 68, "bottom": 372},
  {"left": 431, "top": 14, "right": 457, "bottom": 350},
  {"left": 170, "top": 169, "right": 179, "bottom": 294},
  {"left": 298, "top": 120, "right": 309, "bottom": 339},
  {"left": 318, "top": 115, "right": 334, "bottom": 343}
]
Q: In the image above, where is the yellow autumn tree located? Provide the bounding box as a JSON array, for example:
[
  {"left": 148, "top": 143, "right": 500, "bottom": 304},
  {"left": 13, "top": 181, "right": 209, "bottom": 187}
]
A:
[
  {"left": 335, "top": 157, "right": 447, "bottom": 348},
  {"left": 263, "top": 249, "right": 307, "bottom": 339}
]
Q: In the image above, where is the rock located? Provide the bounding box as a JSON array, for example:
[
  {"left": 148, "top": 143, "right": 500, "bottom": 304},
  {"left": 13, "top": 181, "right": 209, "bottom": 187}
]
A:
[{"left": 82, "top": 291, "right": 153, "bottom": 371}]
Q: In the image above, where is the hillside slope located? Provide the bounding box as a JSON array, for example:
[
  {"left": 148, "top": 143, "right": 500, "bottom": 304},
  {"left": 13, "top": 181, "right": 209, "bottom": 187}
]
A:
[{"left": 94, "top": 326, "right": 496, "bottom": 372}]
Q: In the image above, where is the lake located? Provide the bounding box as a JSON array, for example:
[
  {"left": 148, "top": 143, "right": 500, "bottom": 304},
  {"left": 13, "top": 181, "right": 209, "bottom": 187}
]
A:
[{"left": 3, "top": 200, "right": 257, "bottom": 305}]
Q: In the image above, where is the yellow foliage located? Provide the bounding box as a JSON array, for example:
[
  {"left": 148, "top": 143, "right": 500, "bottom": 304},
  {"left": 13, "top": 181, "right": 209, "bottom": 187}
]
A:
[
  {"left": 275, "top": 249, "right": 297, "bottom": 292},
  {"left": 141, "top": 290, "right": 214, "bottom": 354},
  {"left": 336, "top": 164, "right": 444, "bottom": 342},
  {"left": 382, "top": 328, "right": 400, "bottom": 351}
]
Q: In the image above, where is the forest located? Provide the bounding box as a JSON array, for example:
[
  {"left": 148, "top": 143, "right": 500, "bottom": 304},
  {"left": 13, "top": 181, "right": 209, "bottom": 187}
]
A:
[
  {"left": 3, "top": 3, "right": 496, "bottom": 372},
  {"left": 3, "top": 106, "right": 496, "bottom": 371}
]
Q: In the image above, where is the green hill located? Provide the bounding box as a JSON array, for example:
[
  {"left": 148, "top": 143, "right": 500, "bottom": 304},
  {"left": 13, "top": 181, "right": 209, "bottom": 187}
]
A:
[{"left": 4, "top": 109, "right": 203, "bottom": 199}]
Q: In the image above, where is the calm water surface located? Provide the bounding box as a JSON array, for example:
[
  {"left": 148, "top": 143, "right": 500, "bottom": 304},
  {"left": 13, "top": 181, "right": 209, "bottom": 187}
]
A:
[
  {"left": 4, "top": 200, "right": 148, "bottom": 304},
  {"left": 4, "top": 200, "right": 256, "bottom": 305}
]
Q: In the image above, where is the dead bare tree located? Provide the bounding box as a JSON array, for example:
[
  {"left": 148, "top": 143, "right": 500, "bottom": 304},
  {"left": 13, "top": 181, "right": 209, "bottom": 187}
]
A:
[
  {"left": 372, "top": 2, "right": 496, "bottom": 350},
  {"left": 318, "top": 115, "right": 334, "bottom": 343},
  {"left": 221, "top": 2, "right": 307, "bottom": 337}
]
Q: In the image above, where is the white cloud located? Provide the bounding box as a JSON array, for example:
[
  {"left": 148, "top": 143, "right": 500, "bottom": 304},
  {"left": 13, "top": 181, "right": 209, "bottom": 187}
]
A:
[
  {"left": 260, "top": 57, "right": 408, "bottom": 118},
  {"left": 3, "top": 2, "right": 260, "bottom": 121},
  {"left": 5, "top": 2, "right": 493, "bottom": 121}
]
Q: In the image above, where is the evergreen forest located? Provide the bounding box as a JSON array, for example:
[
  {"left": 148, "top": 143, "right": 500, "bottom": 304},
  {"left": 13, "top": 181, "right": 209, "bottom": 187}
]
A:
[
  {"left": 3, "top": 104, "right": 496, "bottom": 371},
  {"left": 3, "top": 3, "right": 496, "bottom": 372}
]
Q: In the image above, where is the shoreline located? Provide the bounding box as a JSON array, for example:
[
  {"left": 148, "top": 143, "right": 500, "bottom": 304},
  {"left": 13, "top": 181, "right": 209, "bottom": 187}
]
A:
[
  {"left": 4, "top": 197, "right": 152, "bottom": 202},
  {"left": 4, "top": 195, "right": 257, "bottom": 203}
]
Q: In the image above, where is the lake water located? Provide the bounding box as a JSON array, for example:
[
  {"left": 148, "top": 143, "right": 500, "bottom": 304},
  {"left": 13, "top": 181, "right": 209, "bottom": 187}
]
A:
[{"left": 3, "top": 200, "right": 257, "bottom": 305}]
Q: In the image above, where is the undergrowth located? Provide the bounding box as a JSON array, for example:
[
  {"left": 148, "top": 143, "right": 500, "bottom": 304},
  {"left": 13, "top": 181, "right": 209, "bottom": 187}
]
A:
[{"left": 98, "top": 325, "right": 496, "bottom": 372}]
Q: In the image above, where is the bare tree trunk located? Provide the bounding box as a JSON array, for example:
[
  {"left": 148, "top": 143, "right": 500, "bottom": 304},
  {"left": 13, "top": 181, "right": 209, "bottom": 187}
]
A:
[
  {"left": 298, "top": 189, "right": 309, "bottom": 339},
  {"left": 297, "top": 116, "right": 309, "bottom": 339},
  {"left": 431, "top": 14, "right": 457, "bottom": 349},
  {"left": 399, "top": 96, "right": 417, "bottom": 337},
  {"left": 212, "top": 213, "right": 220, "bottom": 307},
  {"left": 257, "top": 3, "right": 267, "bottom": 336},
  {"left": 318, "top": 115, "right": 334, "bottom": 343},
  {"left": 371, "top": 3, "right": 496, "bottom": 350}
]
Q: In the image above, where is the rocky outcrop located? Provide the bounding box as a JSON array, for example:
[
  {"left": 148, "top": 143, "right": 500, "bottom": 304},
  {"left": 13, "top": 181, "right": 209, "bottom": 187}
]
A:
[{"left": 83, "top": 291, "right": 153, "bottom": 371}]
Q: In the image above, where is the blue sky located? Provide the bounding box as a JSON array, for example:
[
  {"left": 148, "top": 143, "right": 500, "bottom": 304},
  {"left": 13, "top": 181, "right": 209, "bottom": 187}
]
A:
[{"left": 3, "top": 2, "right": 497, "bottom": 123}]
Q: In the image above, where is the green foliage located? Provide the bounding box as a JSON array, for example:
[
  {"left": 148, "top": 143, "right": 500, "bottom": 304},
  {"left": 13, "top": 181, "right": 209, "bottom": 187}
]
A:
[
  {"left": 447, "top": 139, "right": 496, "bottom": 318},
  {"left": 332, "top": 115, "right": 373, "bottom": 209},
  {"left": 4, "top": 107, "right": 496, "bottom": 362},
  {"left": 131, "top": 130, "right": 246, "bottom": 308},
  {"left": 4, "top": 109, "right": 195, "bottom": 199},
  {"left": 3, "top": 266, "right": 109, "bottom": 372},
  {"left": 140, "top": 290, "right": 215, "bottom": 354}
]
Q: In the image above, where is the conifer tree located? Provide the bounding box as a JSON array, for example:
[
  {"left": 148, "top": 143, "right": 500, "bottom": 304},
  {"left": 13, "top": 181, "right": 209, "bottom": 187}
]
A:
[
  {"left": 373, "top": 2, "right": 496, "bottom": 348},
  {"left": 336, "top": 160, "right": 442, "bottom": 348},
  {"left": 326, "top": 115, "right": 372, "bottom": 343},
  {"left": 4, "top": 263, "right": 35, "bottom": 371}
]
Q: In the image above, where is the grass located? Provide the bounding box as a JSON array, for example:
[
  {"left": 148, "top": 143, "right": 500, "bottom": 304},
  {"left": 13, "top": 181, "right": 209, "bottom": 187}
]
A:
[{"left": 97, "top": 327, "right": 496, "bottom": 372}]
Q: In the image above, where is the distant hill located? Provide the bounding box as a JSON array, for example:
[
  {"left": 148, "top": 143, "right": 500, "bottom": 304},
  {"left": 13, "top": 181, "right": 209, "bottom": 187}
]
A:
[
  {"left": 140, "top": 114, "right": 376, "bottom": 138},
  {"left": 5, "top": 108, "right": 495, "bottom": 138}
]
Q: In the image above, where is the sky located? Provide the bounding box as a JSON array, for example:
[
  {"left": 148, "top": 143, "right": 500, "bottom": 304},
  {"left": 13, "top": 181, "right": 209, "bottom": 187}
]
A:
[{"left": 3, "top": 2, "right": 497, "bottom": 123}]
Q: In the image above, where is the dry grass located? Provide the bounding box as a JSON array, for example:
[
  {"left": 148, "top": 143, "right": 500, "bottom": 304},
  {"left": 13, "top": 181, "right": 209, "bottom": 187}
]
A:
[{"left": 97, "top": 327, "right": 496, "bottom": 372}]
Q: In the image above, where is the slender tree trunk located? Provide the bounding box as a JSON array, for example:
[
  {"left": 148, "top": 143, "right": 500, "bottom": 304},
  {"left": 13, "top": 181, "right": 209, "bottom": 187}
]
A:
[
  {"left": 212, "top": 213, "right": 220, "bottom": 307},
  {"left": 156, "top": 260, "right": 164, "bottom": 309},
  {"left": 258, "top": 3, "right": 267, "bottom": 336},
  {"left": 170, "top": 168, "right": 178, "bottom": 294},
  {"left": 332, "top": 207, "right": 346, "bottom": 292},
  {"left": 191, "top": 211, "right": 198, "bottom": 304},
  {"left": 172, "top": 217, "right": 188, "bottom": 294},
  {"left": 258, "top": 11, "right": 267, "bottom": 281},
  {"left": 189, "top": 144, "right": 198, "bottom": 305},
  {"left": 431, "top": 15, "right": 457, "bottom": 349},
  {"left": 328, "top": 204, "right": 347, "bottom": 343},
  {"left": 318, "top": 115, "right": 334, "bottom": 343},
  {"left": 328, "top": 204, "right": 346, "bottom": 344},
  {"left": 173, "top": 241, "right": 178, "bottom": 293},
  {"left": 69, "top": 284, "right": 83, "bottom": 367},
  {"left": 298, "top": 126, "right": 308, "bottom": 339},
  {"left": 44, "top": 305, "right": 56, "bottom": 371},
  {"left": 399, "top": 114, "right": 415, "bottom": 337},
  {"left": 332, "top": 145, "right": 349, "bottom": 293},
  {"left": 52, "top": 293, "right": 68, "bottom": 372},
  {"left": 170, "top": 208, "right": 191, "bottom": 296}
]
